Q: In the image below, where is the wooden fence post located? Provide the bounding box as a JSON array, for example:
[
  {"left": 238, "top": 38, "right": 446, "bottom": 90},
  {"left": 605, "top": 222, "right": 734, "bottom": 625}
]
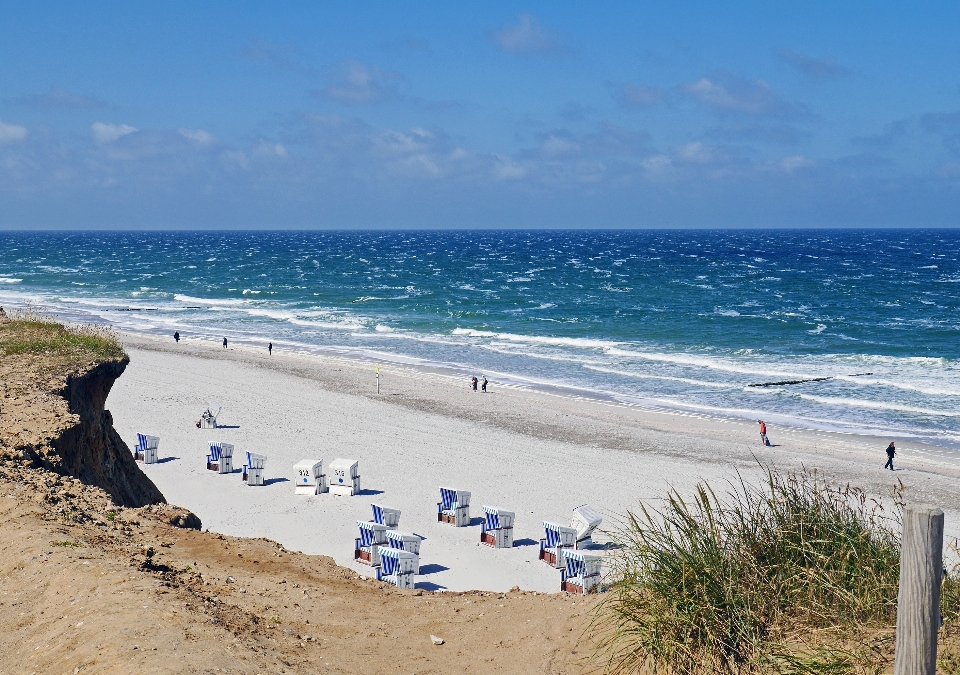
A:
[{"left": 894, "top": 503, "right": 944, "bottom": 675}]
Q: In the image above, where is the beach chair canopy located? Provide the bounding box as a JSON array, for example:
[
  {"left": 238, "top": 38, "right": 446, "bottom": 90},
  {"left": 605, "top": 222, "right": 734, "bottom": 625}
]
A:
[
  {"left": 482, "top": 506, "right": 515, "bottom": 530},
  {"left": 372, "top": 504, "right": 401, "bottom": 526},
  {"left": 562, "top": 549, "right": 603, "bottom": 577},
  {"left": 386, "top": 530, "right": 421, "bottom": 553},
  {"left": 570, "top": 504, "right": 602, "bottom": 541},
  {"left": 206, "top": 401, "right": 221, "bottom": 417},
  {"left": 329, "top": 458, "right": 359, "bottom": 481},
  {"left": 357, "top": 520, "right": 388, "bottom": 546},
  {"left": 440, "top": 487, "right": 471, "bottom": 510},
  {"left": 208, "top": 442, "right": 222, "bottom": 462},
  {"left": 543, "top": 521, "right": 577, "bottom": 548},
  {"left": 379, "top": 548, "right": 417, "bottom": 576},
  {"left": 219, "top": 442, "right": 234, "bottom": 459},
  {"left": 246, "top": 452, "right": 267, "bottom": 469}
]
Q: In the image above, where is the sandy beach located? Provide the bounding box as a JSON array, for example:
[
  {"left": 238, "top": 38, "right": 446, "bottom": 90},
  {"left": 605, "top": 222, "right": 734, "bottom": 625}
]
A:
[{"left": 108, "top": 332, "right": 960, "bottom": 593}]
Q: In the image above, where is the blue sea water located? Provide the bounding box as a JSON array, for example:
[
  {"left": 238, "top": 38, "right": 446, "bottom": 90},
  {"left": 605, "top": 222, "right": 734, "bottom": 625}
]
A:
[{"left": 1, "top": 229, "right": 958, "bottom": 449}]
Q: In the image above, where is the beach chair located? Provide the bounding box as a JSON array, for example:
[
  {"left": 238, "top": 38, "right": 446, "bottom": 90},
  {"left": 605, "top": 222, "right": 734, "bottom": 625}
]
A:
[
  {"left": 327, "top": 458, "right": 360, "bottom": 497},
  {"left": 570, "top": 504, "right": 602, "bottom": 545},
  {"left": 243, "top": 452, "right": 266, "bottom": 486},
  {"left": 207, "top": 442, "right": 221, "bottom": 471},
  {"left": 200, "top": 402, "right": 220, "bottom": 429},
  {"left": 354, "top": 521, "right": 388, "bottom": 566},
  {"left": 376, "top": 548, "right": 417, "bottom": 589},
  {"left": 293, "top": 459, "right": 326, "bottom": 495},
  {"left": 480, "top": 506, "right": 515, "bottom": 548},
  {"left": 135, "top": 433, "right": 159, "bottom": 464},
  {"left": 385, "top": 530, "right": 421, "bottom": 574},
  {"left": 371, "top": 504, "right": 401, "bottom": 529},
  {"left": 539, "top": 522, "right": 577, "bottom": 568},
  {"left": 560, "top": 549, "right": 603, "bottom": 594},
  {"left": 207, "top": 442, "right": 233, "bottom": 473},
  {"left": 437, "top": 487, "right": 471, "bottom": 527}
]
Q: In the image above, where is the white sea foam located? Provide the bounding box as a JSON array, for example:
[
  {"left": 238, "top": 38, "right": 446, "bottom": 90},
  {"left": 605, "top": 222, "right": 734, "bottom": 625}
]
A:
[{"left": 0, "top": 278, "right": 22, "bottom": 283}]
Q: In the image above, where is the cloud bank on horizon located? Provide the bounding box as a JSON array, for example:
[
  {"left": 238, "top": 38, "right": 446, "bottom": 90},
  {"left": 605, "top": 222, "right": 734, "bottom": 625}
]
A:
[{"left": 1, "top": 2, "right": 959, "bottom": 229}]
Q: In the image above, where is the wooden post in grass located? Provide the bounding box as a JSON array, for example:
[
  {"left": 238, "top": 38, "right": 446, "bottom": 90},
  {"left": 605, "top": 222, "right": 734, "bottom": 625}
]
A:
[{"left": 894, "top": 503, "right": 944, "bottom": 675}]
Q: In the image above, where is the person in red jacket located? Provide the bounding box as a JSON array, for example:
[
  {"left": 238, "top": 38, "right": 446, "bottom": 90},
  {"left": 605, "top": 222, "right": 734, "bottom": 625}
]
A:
[{"left": 758, "top": 420, "right": 770, "bottom": 446}]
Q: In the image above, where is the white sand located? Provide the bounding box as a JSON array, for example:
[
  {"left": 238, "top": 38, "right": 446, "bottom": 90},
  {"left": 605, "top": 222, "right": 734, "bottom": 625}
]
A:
[{"left": 107, "top": 334, "right": 960, "bottom": 593}]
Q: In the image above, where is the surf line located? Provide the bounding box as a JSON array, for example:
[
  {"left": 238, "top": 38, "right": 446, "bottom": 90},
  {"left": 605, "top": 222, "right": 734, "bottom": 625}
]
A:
[{"left": 748, "top": 373, "right": 873, "bottom": 388}]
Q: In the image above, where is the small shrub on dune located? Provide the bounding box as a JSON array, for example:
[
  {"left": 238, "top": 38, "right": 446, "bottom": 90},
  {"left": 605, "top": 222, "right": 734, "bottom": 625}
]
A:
[{"left": 592, "top": 466, "right": 918, "bottom": 675}]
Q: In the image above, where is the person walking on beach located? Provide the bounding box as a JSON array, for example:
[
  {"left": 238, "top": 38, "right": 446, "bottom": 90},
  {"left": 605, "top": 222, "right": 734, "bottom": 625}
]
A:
[
  {"left": 884, "top": 441, "right": 896, "bottom": 470},
  {"left": 758, "top": 420, "right": 770, "bottom": 446},
  {"left": 481, "top": 376, "right": 488, "bottom": 393},
  {"left": 222, "top": 337, "right": 228, "bottom": 349},
  {"left": 173, "top": 331, "right": 180, "bottom": 343},
  {"left": 268, "top": 342, "right": 273, "bottom": 355},
  {"left": 471, "top": 376, "right": 478, "bottom": 391}
]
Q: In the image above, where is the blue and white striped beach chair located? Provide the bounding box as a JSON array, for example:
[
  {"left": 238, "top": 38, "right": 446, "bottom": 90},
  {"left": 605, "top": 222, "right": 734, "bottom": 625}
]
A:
[
  {"left": 135, "top": 433, "right": 159, "bottom": 464},
  {"left": 376, "top": 547, "right": 417, "bottom": 589},
  {"left": 480, "top": 506, "right": 516, "bottom": 548},
  {"left": 354, "top": 521, "right": 388, "bottom": 566},
  {"left": 539, "top": 521, "right": 577, "bottom": 568},
  {"left": 207, "top": 442, "right": 221, "bottom": 471},
  {"left": 386, "top": 530, "right": 421, "bottom": 574},
  {"left": 371, "top": 504, "right": 401, "bottom": 529},
  {"left": 437, "top": 487, "right": 471, "bottom": 527},
  {"left": 560, "top": 549, "right": 603, "bottom": 594},
  {"left": 243, "top": 452, "right": 266, "bottom": 486}
]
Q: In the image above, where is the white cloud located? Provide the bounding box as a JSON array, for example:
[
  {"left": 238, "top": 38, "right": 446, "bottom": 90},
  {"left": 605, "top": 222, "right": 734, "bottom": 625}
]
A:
[
  {"left": 322, "top": 62, "right": 385, "bottom": 104},
  {"left": 92, "top": 122, "right": 137, "bottom": 143},
  {"left": 0, "top": 120, "right": 28, "bottom": 143},
  {"left": 254, "top": 141, "right": 288, "bottom": 158},
  {"left": 493, "top": 154, "right": 527, "bottom": 180},
  {"left": 780, "top": 155, "right": 817, "bottom": 172},
  {"left": 178, "top": 128, "right": 217, "bottom": 145},
  {"left": 490, "top": 14, "right": 560, "bottom": 56},
  {"left": 681, "top": 74, "right": 803, "bottom": 118},
  {"left": 619, "top": 84, "right": 666, "bottom": 108}
]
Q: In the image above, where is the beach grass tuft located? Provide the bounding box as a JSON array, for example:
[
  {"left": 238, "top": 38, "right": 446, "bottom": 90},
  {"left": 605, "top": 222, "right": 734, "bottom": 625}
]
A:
[
  {"left": 590, "top": 466, "right": 960, "bottom": 674},
  {"left": 0, "top": 305, "right": 124, "bottom": 362}
]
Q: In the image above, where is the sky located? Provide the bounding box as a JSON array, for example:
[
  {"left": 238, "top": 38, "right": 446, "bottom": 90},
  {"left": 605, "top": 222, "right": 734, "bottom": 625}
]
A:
[{"left": 1, "top": 2, "right": 960, "bottom": 229}]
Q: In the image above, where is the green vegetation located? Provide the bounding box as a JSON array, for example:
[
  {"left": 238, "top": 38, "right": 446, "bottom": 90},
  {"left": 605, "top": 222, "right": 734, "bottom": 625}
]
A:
[
  {"left": 50, "top": 540, "right": 81, "bottom": 547},
  {"left": 106, "top": 510, "right": 117, "bottom": 521},
  {"left": 0, "top": 306, "right": 124, "bottom": 362},
  {"left": 593, "top": 466, "right": 960, "bottom": 674}
]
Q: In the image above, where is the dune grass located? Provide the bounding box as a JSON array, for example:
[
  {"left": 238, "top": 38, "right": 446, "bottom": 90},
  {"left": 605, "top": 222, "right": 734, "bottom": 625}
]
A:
[
  {"left": 0, "top": 306, "right": 124, "bottom": 362},
  {"left": 592, "top": 466, "right": 960, "bottom": 674}
]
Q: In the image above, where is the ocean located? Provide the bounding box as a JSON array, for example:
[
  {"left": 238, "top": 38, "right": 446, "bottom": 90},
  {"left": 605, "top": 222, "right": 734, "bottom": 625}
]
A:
[{"left": 1, "top": 229, "right": 958, "bottom": 450}]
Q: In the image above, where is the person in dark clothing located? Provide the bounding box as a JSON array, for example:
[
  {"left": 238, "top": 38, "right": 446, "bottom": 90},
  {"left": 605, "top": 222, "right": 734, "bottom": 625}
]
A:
[
  {"left": 471, "top": 376, "right": 478, "bottom": 391},
  {"left": 222, "top": 337, "right": 228, "bottom": 349},
  {"left": 174, "top": 331, "right": 180, "bottom": 343},
  {"left": 884, "top": 442, "right": 896, "bottom": 470},
  {"left": 268, "top": 342, "right": 273, "bottom": 355},
  {"left": 481, "top": 377, "right": 488, "bottom": 392}
]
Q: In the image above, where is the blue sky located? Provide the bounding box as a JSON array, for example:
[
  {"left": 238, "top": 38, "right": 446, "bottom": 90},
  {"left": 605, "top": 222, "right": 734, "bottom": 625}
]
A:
[{"left": 1, "top": 2, "right": 959, "bottom": 229}]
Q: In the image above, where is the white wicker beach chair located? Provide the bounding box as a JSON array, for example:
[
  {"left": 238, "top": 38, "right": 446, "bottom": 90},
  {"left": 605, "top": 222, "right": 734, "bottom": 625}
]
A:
[
  {"left": 327, "top": 458, "right": 359, "bottom": 496},
  {"left": 371, "top": 504, "right": 401, "bottom": 529},
  {"left": 376, "top": 548, "right": 417, "bottom": 589},
  {"left": 243, "top": 452, "right": 266, "bottom": 486},
  {"left": 437, "top": 487, "right": 471, "bottom": 527},
  {"left": 480, "top": 505, "right": 515, "bottom": 548},
  {"left": 560, "top": 549, "right": 603, "bottom": 594},
  {"left": 135, "top": 433, "right": 159, "bottom": 464},
  {"left": 385, "top": 530, "right": 421, "bottom": 574},
  {"left": 293, "top": 459, "right": 326, "bottom": 495},
  {"left": 570, "top": 504, "right": 602, "bottom": 544},
  {"left": 539, "top": 521, "right": 577, "bottom": 568},
  {"left": 354, "top": 520, "right": 388, "bottom": 566}
]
